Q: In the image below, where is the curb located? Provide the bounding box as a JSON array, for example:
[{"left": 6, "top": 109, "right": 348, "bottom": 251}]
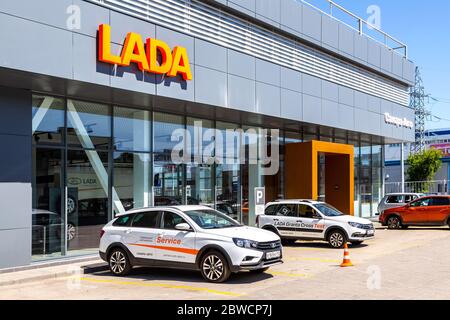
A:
[{"left": 0, "top": 262, "right": 109, "bottom": 287}]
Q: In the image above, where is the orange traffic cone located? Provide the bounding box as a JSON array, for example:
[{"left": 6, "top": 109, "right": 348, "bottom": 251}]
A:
[{"left": 340, "top": 243, "right": 354, "bottom": 267}]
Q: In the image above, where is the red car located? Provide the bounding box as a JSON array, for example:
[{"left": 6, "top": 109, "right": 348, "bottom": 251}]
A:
[{"left": 379, "top": 196, "right": 450, "bottom": 229}]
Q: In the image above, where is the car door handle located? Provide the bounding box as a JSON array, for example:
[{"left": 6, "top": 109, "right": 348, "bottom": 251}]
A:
[
  {"left": 273, "top": 219, "right": 279, "bottom": 221},
  {"left": 296, "top": 220, "right": 302, "bottom": 223},
  {"left": 125, "top": 229, "right": 132, "bottom": 234}
]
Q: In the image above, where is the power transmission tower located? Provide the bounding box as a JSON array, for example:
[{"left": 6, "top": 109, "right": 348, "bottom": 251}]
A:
[{"left": 409, "top": 67, "right": 428, "bottom": 153}]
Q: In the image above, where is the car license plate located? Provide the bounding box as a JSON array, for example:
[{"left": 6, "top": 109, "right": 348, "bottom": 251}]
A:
[
  {"left": 367, "top": 230, "right": 374, "bottom": 236},
  {"left": 266, "top": 250, "right": 281, "bottom": 260}
]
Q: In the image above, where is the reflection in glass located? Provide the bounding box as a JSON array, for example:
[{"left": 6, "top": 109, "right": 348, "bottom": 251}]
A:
[
  {"left": 67, "top": 150, "right": 109, "bottom": 253},
  {"left": 67, "top": 99, "right": 111, "bottom": 150},
  {"left": 32, "top": 148, "right": 64, "bottom": 258},
  {"left": 153, "top": 112, "right": 184, "bottom": 154},
  {"left": 186, "top": 118, "right": 214, "bottom": 206},
  {"left": 114, "top": 106, "right": 150, "bottom": 152},
  {"left": 215, "top": 122, "right": 241, "bottom": 221},
  {"left": 153, "top": 154, "right": 185, "bottom": 206},
  {"left": 32, "top": 95, "right": 65, "bottom": 145},
  {"left": 113, "top": 152, "right": 151, "bottom": 215}
]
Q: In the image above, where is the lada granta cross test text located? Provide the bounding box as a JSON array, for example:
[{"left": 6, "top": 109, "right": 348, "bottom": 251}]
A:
[{"left": 99, "top": 206, "right": 283, "bottom": 282}]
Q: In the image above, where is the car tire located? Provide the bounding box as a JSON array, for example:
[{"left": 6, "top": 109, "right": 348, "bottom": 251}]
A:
[
  {"left": 108, "top": 248, "right": 131, "bottom": 276},
  {"left": 401, "top": 225, "right": 409, "bottom": 230},
  {"left": 387, "top": 216, "right": 402, "bottom": 229},
  {"left": 328, "top": 230, "right": 347, "bottom": 248},
  {"left": 200, "top": 251, "right": 231, "bottom": 283},
  {"left": 250, "top": 267, "right": 270, "bottom": 274}
]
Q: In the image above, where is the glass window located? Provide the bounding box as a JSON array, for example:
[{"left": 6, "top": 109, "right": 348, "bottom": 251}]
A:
[
  {"left": 431, "top": 197, "right": 450, "bottom": 206},
  {"left": 113, "top": 214, "right": 133, "bottom": 227},
  {"left": 404, "top": 195, "right": 415, "bottom": 203},
  {"left": 67, "top": 149, "right": 109, "bottom": 252},
  {"left": 113, "top": 152, "right": 151, "bottom": 214},
  {"left": 114, "top": 106, "right": 150, "bottom": 152},
  {"left": 67, "top": 99, "right": 111, "bottom": 150},
  {"left": 162, "top": 211, "right": 187, "bottom": 229},
  {"left": 153, "top": 113, "right": 184, "bottom": 154},
  {"left": 386, "top": 195, "right": 403, "bottom": 204},
  {"left": 132, "top": 211, "right": 161, "bottom": 228},
  {"left": 216, "top": 122, "right": 241, "bottom": 222},
  {"left": 299, "top": 204, "right": 320, "bottom": 218},
  {"left": 265, "top": 205, "right": 278, "bottom": 216},
  {"left": 276, "top": 204, "right": 298, "bottom": 217},
  {"left": 32, "top": 95, "right": 65, "bottom": 145},
  {"left": 32, "top": 148, "right": 64, "bottom": 258},
  {"left": 186, "top": 118, "right": 214, "bottom": 206},
  {"left": 314, "top": 203, "right": 344, "bottom": 217},
  {"left": 153, "top": 155, "right": 185, "bottom": 206},
  {"left": 410, "top": 198, "right": 431, "bottom": 207},
  {"left": 184, "top": 209, "right": 240, "bottom": 229}
]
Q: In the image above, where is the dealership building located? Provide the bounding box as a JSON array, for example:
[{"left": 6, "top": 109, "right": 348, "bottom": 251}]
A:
[{"left": 0, "top": 0, "right": 415, "bottom": 269}]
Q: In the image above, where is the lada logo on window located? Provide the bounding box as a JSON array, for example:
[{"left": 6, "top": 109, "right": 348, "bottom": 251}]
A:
[{"left": 98, "top": 24, "right": 192, "bottom": 81}]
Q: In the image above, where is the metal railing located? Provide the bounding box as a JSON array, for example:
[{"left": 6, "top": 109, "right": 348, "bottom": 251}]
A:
[
  {"left": 301, "top": 0, "right": 408, "bottom": 58},
  {"left": 385, "top": 180, "right": 449, "bottom": 195}
]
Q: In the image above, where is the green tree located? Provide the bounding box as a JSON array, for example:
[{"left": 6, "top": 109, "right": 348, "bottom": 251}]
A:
[{"left": 406, "top": 148, "right": 443, "bottom": 183}]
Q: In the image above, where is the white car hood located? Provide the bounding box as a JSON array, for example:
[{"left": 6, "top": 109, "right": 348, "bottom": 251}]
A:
[
  {"left": 203, "top": 226, "right": 279, "bottom": 242},
  {"left": 326, "top": 215, "right": 372, "bottom": 224}
]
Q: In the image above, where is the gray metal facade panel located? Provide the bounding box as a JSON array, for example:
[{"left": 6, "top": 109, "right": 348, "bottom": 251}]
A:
[
  {"left": 227, "top": 49, "right": 256, "bottom": 80},
  {"left": 194, "top": 65, "right": 228, "bottom": 107},
  {"left": 280, "top": 0, "right": 302, "bottom": 36},
  {"left": 280, "top": 66, "right": 302, "bottom": 92},
  {"left": 0, "top": 183, "right": 31, "bottom": 230},
  {"left": 227, "top": 74, "right": 256, "bottom": 112},
  {"left": 195, "top": 39, "right": 228, "bottom": 73},
  {"left": 0, "top": 226, "right": 31, "bottom": 269},
  {"left": 256, "top": 82, "right": 281, "bottom": 117},
  {"left": 321, "top": 15, "right": 339, "bottom": 50},
  {"left": 280, "top": 88, "right": 302, "bottom": 121},
  {"left": 0, "top": 0, "right": 415, "bottom": 142},
  {"left": 321, "top": 99, "right": 339, "bottom": 127},
  {"left": 255, "top": 0, "right": 281, "bottom": 26},
  {"left": 0, "top": 13, "right": 73, "bottom": 79}
]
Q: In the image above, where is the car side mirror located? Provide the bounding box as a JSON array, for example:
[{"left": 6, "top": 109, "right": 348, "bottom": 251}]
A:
[{"left": 175, "top": 223, "right": 192, "bottom": 231}]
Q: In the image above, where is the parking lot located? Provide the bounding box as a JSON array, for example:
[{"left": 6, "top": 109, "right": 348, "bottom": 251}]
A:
[{"left": 2, "top": 225, "right": 450, "bottom": 300}]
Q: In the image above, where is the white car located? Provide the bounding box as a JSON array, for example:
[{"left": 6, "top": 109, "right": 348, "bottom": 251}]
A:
[
  {"left": 99, "top": 205, "right": 283, "bottom": 283},
  {"left": 257, "top": 200, "right": 375, "bottom": 248}
]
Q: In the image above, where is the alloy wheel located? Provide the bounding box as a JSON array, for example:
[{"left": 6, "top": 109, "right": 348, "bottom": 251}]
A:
[
  {"left": 110, "top": 251, "right": 127, "bottom": 274},
  {"left": 387, "top": 217, "right": 400, "bottom": 229},
  {"left": 329, "top": 232, "right": 344, "bottom": 248},
  {"left": 202, "top": 255, "right": 224, "bottom": 281}
]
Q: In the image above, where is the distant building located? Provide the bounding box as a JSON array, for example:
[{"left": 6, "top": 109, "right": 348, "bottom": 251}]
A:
[{"left": 385, "top": 128, "right": 450, "bottom": 183}]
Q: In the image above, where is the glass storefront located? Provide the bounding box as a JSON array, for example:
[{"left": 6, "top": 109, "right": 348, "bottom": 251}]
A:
[{"left": 31, "top": 93, "right": 385, "bottom": 259}]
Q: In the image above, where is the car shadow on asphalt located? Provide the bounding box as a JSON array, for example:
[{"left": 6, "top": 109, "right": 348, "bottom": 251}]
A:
[
  {"left": 284, "top": 242, "right": 369, "bottom": 249},
  {"left": 89, "top": 267, "right": 274, "bottom": 285}
]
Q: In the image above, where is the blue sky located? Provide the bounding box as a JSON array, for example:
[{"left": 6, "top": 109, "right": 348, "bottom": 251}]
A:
[{"left": 308, "top": 0, "right": 450, "bottom": 130}]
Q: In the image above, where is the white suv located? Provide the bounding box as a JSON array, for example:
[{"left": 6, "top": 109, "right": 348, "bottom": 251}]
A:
[
  {"left": 257, "top": 200, "right": 374, "bottom": 248},
  {"left": 99, "top": 205, "right": 282, "bottom": 283}
]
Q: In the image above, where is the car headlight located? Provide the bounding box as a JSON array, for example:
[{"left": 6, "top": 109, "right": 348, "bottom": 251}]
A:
[
  {"left": 348, "top": 222, "right": 365, "bottom": 229},
  {"left": 233, "top": 238, "right": 258, "bottom": 249}
]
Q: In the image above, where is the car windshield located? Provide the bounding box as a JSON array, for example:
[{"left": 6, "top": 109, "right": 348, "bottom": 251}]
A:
[
  {"left": 314, "top": 203, "right": 344, "bottom": 217},
  {"left": 184, "top": 209, "right": 241, "bottom": 229}
]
